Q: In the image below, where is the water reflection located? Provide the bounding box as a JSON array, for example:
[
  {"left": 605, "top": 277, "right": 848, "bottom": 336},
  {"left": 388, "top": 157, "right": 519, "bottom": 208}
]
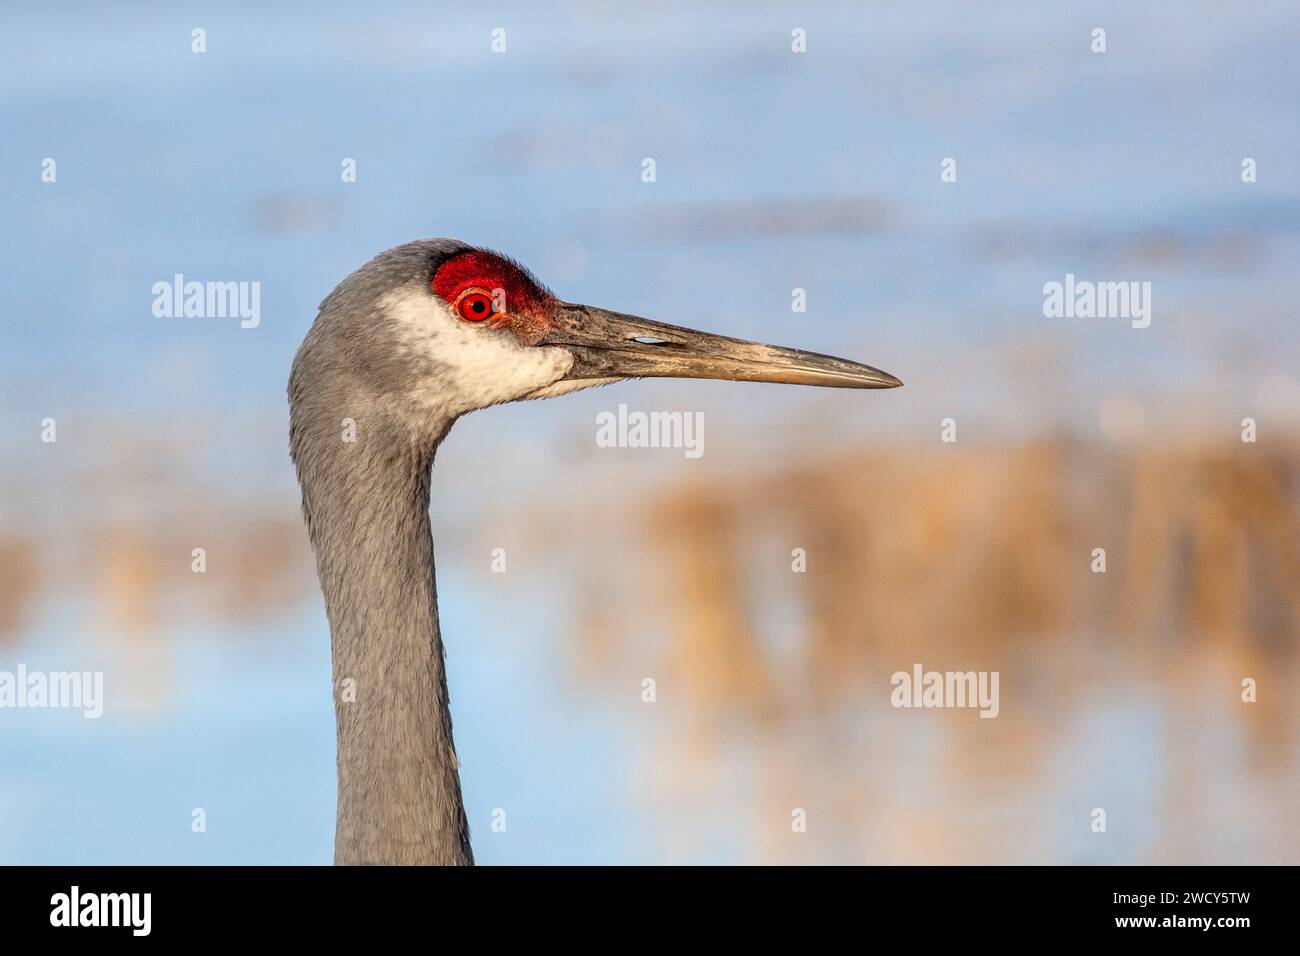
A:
[
  {"left": 538, "top": 435, "right": 1300, "bottom": 862},
  {"left": 2, "top": 414, "right": 1297, "bottom": 864}
]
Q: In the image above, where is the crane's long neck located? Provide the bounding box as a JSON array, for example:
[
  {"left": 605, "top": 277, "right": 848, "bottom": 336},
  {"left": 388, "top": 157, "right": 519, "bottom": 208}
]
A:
[{"left": 293, "top": 411, "right": 472, "bottom": 865}]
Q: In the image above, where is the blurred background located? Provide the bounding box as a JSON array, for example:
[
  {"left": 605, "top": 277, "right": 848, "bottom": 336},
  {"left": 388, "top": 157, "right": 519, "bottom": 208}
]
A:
[{"left": 2, "top": 1, "right": 1298, "bottom": 864}]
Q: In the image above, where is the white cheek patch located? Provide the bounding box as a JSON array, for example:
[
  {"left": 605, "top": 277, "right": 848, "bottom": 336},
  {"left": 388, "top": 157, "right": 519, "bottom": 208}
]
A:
[
  {"left": 525, "top": 377, "right": 621, "bottom": 399},
  {"left": 379, "top": 288, "right": 575, "bottom": 413}
]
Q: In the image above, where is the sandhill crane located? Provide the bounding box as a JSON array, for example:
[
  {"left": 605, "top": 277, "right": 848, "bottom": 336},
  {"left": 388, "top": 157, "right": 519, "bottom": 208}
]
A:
[{"left": 288, "top": 238, "right": 901, "bottom": 865}]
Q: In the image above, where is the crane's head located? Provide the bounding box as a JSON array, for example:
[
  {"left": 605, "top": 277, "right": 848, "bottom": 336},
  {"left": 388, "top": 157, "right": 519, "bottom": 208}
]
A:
[{"left": 295, "top": 239, "right": 900, "bottom": 430}]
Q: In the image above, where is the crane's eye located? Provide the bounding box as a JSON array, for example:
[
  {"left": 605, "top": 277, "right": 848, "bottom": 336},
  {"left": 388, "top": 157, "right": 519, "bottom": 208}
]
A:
[{"left": 454, "top": 289, "right": 496, "bottom": 322}]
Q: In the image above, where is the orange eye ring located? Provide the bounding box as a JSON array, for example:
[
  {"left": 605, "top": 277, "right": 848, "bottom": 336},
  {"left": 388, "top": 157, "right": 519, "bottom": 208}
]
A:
[{"left": 452, "top": 287, "right": 499, "bottom": 323}]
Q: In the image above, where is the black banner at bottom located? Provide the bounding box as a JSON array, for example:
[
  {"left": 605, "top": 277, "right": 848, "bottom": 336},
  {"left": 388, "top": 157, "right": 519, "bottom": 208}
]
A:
[{"left": 0, "top": 865, "right": 1282, "bottom": 941}]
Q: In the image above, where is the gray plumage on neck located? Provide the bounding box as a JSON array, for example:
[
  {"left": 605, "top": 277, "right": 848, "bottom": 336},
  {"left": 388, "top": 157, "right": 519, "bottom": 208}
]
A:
[
  {"left": 290, "top": 236, "right": 903, "bottom": 865},
  {"left": 289, "top": 236, "right": 900, "bottom": 864},
  {"left": 289, "top": 239, "right": 474, "bottom": 866}
]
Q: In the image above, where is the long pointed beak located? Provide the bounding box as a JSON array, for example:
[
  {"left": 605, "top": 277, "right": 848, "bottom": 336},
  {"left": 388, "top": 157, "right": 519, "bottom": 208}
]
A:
[{"left": 542, "top": 303, "right": 902, "bottom": 389}]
